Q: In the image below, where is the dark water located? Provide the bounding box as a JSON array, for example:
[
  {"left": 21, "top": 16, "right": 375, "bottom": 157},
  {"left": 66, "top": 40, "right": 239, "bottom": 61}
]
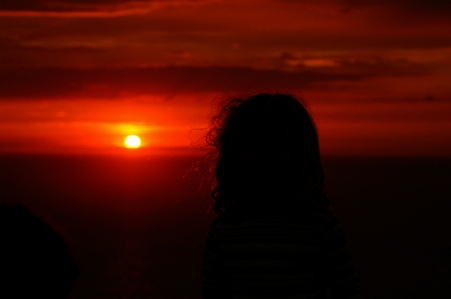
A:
[{"left": 1, "top": 154, "right": 450, "bottom": 298}]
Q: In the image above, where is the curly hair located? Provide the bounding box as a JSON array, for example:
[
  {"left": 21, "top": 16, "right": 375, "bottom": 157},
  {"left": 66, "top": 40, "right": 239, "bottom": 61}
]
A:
[{"left": 207, "top": 93, "right": 329, "bottom": 216}]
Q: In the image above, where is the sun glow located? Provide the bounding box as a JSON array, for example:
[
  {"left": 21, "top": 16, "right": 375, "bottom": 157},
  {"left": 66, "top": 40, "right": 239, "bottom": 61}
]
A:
[{"left": 124, "top": 135, "right": 141, "bottom": 148}]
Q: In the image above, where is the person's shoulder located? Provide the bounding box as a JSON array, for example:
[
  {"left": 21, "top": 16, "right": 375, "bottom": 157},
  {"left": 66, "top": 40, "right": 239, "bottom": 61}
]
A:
[
  {"left": 209, "top": 210, "right": 247, "bottom": 230},
  {"left": 288, "top": 205, "right": 340, "bottom": 231},
  {"left": 312, "top": 206, "right": 339, "bottom": 223}
]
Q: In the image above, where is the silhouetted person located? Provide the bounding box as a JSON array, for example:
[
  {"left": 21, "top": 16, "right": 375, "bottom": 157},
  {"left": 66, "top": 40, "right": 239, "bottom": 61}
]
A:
[
  {"left": 0, "top": 204, "right": 79, "bottom": 299},
  {"left": 202, "top": 94, "right": 361, "bottom": 298}
]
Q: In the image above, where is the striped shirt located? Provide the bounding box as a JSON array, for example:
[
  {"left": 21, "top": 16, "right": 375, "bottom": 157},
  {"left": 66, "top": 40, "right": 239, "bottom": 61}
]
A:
[{"left": 202, "top": 206, "right": 361, "bottom": 299}]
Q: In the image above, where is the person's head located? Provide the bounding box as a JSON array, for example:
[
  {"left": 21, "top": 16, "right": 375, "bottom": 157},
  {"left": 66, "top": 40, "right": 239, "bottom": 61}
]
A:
[
  {"left": 208, "top": 93, "right": 328, "bottom": 216},
  {"left": 0, "top": 204, "right": 79, "bottom": 299}
]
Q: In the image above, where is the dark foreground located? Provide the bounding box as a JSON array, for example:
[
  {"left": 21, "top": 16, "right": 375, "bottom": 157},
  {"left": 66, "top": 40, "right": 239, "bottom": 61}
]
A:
[{"left": 0, "top": 154, "right": 450, "bottom": 299}]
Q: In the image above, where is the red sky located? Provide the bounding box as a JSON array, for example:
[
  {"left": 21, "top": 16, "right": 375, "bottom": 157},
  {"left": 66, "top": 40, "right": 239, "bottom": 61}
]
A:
[{"left": 1, "top": 0, "right": 450, "bottom": 155}]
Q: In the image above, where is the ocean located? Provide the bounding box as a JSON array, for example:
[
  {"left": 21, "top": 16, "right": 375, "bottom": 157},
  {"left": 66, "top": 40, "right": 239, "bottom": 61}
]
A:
[{"left": 1, "top": 154, "right": 450, "bottom": 298}]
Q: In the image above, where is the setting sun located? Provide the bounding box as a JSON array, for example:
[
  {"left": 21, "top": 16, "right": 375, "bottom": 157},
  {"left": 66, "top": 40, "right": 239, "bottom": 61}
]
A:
[{"left": 124, "top": 135, "right": 141, "bottom": 149}]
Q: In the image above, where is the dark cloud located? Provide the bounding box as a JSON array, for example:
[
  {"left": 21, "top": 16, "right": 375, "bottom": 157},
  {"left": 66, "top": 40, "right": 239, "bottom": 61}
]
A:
[
  {"left": 0, "top": 0, "right": 46, "bottom": 11},
  {"left": 341, "top": 0, "right": 451, "bottom": 14},
  {"left": 343, "top": 0, "right": 451, "bottom": 8},
  {"left": 3, "top": 0, "right": 451, "bottom": 15},
  {"left": 0, "top": 66, "right": 364, "bottom": 99},
  {"left": 0, "top": 64, "right": 425, "bottom": 99},
  {"left": 0, "top": 0, "right": 141, "bottom": 12},
  {"left": 271, "top": 52, "right": 427, "bottom": 76}
]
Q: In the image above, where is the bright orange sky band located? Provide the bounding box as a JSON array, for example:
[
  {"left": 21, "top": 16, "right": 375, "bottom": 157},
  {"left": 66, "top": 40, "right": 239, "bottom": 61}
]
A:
[{"left": 1, "top": 0, "right": 450, "bottom": 156}]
